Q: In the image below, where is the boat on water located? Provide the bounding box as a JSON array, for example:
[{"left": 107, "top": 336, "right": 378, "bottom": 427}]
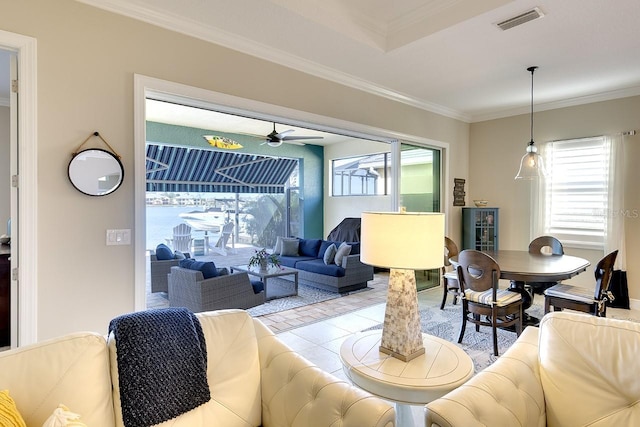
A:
[{"left": 179, "top": 208, "right": 227, "bottom": 232}]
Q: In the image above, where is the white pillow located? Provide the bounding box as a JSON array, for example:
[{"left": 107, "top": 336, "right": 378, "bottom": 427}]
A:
[
  {"left": 323, "top": 244, "right": 337, "bottom": 265},
  {"left": 280, "top": 239, "right": 299, "bottom": 256},
  {"left": 334, "top": 243, "right": 352, "bottom": 266},
  {"left": 42, "top": 404, "right": 87, "bottom": 427},
  {"left": 273, "top": 236, "right": 297, "bottom": 254}
]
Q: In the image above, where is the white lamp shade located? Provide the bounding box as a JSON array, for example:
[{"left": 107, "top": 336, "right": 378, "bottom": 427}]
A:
[{"left": 361, "top": 212, "right": 445, "bottom": 270}]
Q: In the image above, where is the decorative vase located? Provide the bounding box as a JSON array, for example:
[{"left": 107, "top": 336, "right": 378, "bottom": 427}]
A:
[{"left": 259, "top": 259, "right": 268, "bottom": 272}]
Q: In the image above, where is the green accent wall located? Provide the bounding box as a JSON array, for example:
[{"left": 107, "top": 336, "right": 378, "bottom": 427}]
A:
[{"left": 146, "top": 121, "right": 325, "bottom": 239}]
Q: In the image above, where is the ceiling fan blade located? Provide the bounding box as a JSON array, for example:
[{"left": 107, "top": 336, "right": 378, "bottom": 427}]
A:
[
  {"left": 281, "top": 135, "right": 324, "bottom": 141},
  {"left": 275, "top": 129, "right": 295, "bottom": 139}
]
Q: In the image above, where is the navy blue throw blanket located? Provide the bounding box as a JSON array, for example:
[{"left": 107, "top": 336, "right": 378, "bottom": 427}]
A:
[{"left": 108, "top": 308, "right": 211, "bottom": 427}]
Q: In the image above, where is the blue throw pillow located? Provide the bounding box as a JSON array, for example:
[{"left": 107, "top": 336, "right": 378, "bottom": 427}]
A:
[
  {"left": 318, "top": 240, "right": 341, "bottom": 258},
  {"left": 180, "top": 259, "right": 218, "bottom": 279},
  {"left": 250, "top": 279, "right": 264, "bottom": 294},
  {"left": 155, "top": 243, "right": 174, "bottom": 261},
  {"left": 299, "top": 239, "right": 322, "bottom": 257},
  {"left": 179, "top": 258, "right": 194, "bottom": 268}
]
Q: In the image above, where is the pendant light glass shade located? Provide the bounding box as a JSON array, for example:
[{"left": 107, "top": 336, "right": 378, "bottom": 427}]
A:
[
  {"left": 515, "top": 66, "right": 547, "bottom": 180},
  {"left": 515, "top": 141, "right": 546, "bottom": 179}
]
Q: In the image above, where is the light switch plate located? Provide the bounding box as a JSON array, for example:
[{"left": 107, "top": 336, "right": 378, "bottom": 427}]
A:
[{"left": 106, "top": 229, "right": 131, "bottom": 245}]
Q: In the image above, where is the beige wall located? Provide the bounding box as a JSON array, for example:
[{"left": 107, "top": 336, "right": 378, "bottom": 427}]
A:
[
  {"left": 1, "top": 0, "right": 470, "bottom": 340},
  {"left": 0, "top": 106, "right": 8, "bottom": 231},
  {"left": 470, "top": 96, "right": 640, "bottom": 295}
]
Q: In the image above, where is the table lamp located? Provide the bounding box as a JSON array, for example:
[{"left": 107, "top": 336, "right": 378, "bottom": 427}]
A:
[{"left": 361, "top": 211, "right": 445, "bottom": 361}]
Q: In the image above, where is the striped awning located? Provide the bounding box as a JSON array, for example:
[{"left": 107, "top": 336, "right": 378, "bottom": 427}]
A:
[{"left": 145, "top": 144, "right": 298, "bottom": 194}]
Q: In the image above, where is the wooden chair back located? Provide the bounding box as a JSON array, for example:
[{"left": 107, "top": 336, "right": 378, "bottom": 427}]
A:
[
  {"left": 529, "top": 236, "right": 564, "bottom": 255},
  {"left": 456, "top": 249, "right": 500, "bottom": 293},
  {"left": 594, "top": 250, "right": 618, "bottom": 300},
  {"left": 443, "top": 237, "right": 459, "bottom": 269}
]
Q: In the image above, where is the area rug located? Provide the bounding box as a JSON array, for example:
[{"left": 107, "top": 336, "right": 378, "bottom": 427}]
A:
[
  {"left": 420, "top": 302, "right": 546, "bottom": 371},
  {"left": 149, "top": 276, "right": 372, "bottom": 317},
  {"left": 247, "top": 279, "right": 345, "bottom": 317},
  {"left": 367, "top": 300, "right": 545, "bottom": 372}
]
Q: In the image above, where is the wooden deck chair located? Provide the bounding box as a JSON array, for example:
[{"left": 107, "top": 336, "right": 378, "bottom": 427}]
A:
[
  {"left": 211, "top": 222, "right": 235, "bottom": 256},
  {"left": 165, "top": 223, "right": 193, "bottom": 253}
]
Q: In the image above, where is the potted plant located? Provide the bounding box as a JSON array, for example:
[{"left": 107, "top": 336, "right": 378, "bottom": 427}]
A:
[{"left": 248, "top": 248, "right": 280, "bottom": 271}]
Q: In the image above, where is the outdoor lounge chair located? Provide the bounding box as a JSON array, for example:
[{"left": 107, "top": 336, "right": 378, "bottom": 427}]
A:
[
  {"left": 211, "top": 221, "right": 235, "bottom": 256},
  {"left": 166, "top": 223, "right": 193, "bottom": 252},
  {"left": 168, "top": 266, "right": 264, "bottom": 312}
]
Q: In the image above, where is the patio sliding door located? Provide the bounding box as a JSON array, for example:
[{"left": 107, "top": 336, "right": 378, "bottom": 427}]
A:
[{"left": 399, "top": 143, "right": 441, "bottom": 290}]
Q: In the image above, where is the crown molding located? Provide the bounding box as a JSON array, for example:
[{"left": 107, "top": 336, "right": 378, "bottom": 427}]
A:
[
  {"left": 471, "top": 85, "right": 640, "bottom": 122},
  {"left": 76, "top": 0, "right": 471, "bottom": 122}
]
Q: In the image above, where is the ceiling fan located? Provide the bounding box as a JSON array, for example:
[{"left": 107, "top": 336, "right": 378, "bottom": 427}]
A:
[{"left": 261, "top": 122, "right": 324, "bottom": 147}]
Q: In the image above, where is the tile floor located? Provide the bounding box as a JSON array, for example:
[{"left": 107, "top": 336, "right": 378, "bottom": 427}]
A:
[{"left": 270, "top": 283, "right": 640, "bottom": 426}]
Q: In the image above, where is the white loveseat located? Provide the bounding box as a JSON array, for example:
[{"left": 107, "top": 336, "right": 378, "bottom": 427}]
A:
[
  {"left": 425, "top": 311, "right": 640, "bottom": 427},
  {"left": 0, "top": 309, "right": 395, "bottom": 427}
]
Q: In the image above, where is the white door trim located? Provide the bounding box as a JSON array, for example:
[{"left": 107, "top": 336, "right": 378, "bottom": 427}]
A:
[{"left": 0, "top": 30, "right": 38, "bottom": 346}]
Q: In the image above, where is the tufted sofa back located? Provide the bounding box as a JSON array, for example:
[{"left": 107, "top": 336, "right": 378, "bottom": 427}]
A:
[
  {"left": 539, "top": 312, "right": 640, "bottom": 427},
  {"left": 0, "top": 332, "right": 116, "bottom": 426},
  {"left": 109, "top": 310, "right": 263, "bottom": 427}
]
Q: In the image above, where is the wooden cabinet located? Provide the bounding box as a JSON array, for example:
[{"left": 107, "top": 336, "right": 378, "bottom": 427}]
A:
[
  {"left": 0, "top": 248, "right": 10, "bottom": 347},
  {"left": 462, "top": 208, "right": 499, "bottom": 251}
]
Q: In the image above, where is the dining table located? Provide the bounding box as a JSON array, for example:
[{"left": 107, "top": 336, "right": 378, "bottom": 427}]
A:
[{"left": 450, "top": 249, "right": 591, "bottom": 325}]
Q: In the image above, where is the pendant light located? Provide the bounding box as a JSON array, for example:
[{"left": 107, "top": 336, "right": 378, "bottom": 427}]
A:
[{"left": 515, "top": 66, "right": 547, "bottom": 180}]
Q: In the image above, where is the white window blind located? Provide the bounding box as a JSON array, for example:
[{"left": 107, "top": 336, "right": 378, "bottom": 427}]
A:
[{"left": 542, "top": 136, "right": 609, "bottom": 249}]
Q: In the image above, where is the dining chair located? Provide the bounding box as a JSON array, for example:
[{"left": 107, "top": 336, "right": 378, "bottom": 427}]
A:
[
  {"left": 440, "top": 237, "right": 461, "bottom": 309},
  {"left": 544, "top": 250, "right": 618, "bottom": 317},
  {"left": 527, "top": 236, "right": 564, "bottom": 295},
  {"left": 456, "top": 249, "right": 523, "bottom": 356}
]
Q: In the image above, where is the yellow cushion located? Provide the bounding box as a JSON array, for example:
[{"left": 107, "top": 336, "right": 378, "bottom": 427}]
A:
[{"left": 0, "top": 390, "right": 26, "bottom": 427}]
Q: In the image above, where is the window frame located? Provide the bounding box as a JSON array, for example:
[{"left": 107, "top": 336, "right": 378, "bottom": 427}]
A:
[
  {"left": 331, "top": 152, "right": 390, "bottom": 197},
  {"left": 539, "top": 136, "right": 610, "bottom": 250}
]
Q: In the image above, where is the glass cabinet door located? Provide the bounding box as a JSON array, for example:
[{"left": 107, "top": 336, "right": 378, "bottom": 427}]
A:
[{"left": 462, "top": 208, "right": 499, "bottom": 251}]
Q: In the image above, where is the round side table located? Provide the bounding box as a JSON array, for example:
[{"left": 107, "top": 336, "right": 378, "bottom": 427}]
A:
[{"left": 340, "top": 330, "right": 474, "bottom": 427}]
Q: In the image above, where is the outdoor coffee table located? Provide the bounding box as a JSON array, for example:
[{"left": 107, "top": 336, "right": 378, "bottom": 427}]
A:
[{"left": 230, "top": 264, "right": 299, "bottom": 301}]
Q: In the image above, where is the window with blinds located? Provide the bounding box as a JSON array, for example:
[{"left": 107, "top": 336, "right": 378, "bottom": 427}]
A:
[{"left": 541, "top": 136, "right": 609, "bottom": 249}]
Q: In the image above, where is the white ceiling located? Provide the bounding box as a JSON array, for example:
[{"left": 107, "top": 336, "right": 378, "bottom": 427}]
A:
[{"left": 78, "top": 0, "right": 640, "bottom": 123}]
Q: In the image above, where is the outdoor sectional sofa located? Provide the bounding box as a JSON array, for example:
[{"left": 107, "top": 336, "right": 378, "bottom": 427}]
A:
[{"left": 275, "top": 238, "right": 374, "bottom": 293}]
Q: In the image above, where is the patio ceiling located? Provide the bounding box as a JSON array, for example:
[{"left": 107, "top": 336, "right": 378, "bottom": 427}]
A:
[{"left": 145, "top": 144, "right": 298, "bottom": 194}]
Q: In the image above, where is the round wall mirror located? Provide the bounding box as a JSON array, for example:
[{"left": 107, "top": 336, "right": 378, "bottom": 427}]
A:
[{"left": 68, "top": 148, "right": 124, "bottom": 196}]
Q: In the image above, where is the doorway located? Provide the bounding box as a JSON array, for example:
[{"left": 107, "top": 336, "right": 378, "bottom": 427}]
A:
[
  {"left": 134, "top": 75, "right": 451, "bottom": 311},
  {"left": 0, "top": 30, "right": 38, "bottom": 347}
]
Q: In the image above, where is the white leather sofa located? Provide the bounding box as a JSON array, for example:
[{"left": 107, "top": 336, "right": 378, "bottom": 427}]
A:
[
  {"left": 0, "top": 309, "right": 395, "bottom": 427},
  {"left": 425, "top": 311, "right": 640, "bottom": 427}
]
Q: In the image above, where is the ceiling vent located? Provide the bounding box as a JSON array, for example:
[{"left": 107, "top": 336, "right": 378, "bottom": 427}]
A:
[{"left": 496, "top": 7, "right": 544, "bottom": 31}]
